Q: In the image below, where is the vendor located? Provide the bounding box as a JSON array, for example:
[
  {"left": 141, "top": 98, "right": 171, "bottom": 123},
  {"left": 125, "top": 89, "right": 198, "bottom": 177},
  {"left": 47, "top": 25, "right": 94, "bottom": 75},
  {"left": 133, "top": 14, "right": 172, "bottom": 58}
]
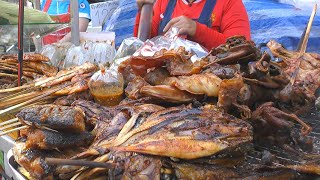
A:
[
  {"left": 41, "top": 0, "right": 91, "bottom": 45},
  {"left": 134, "top": 0, "right": 251, "bottom": 50}
]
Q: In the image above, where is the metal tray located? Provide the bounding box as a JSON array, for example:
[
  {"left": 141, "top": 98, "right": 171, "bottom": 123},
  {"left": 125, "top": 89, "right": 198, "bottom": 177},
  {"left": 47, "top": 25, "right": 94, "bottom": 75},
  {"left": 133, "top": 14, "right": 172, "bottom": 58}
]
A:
[{"left": 6, "top": 149, "right": 26, "bottom": 180}]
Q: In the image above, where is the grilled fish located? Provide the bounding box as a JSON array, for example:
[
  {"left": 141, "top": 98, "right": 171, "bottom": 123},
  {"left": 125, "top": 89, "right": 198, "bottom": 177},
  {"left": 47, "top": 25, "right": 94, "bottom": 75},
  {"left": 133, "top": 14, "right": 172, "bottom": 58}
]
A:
[
  {"left": 17, "top": 105, "right": 86, "bottom": 133},
  {"left": 20, "top": 128, "right": 94, "bottom": 150},
  {"left": 115, "top": 105, "right": 253, "bottom": 159}
]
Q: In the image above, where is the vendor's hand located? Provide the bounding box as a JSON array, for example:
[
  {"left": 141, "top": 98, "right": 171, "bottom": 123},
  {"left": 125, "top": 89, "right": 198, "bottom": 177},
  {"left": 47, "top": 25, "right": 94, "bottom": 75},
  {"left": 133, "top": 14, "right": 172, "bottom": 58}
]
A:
[
  {"left": 163, "top": 16, "right": 197, "bottom": 37},
  {"left": 136, "top": 0, "right": 155, "bottom": 11}
]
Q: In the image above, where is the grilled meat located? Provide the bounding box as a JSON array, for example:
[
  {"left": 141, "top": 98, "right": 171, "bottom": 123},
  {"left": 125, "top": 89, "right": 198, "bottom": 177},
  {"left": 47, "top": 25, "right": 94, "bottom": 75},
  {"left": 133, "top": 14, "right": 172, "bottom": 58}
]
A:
[
  {"left": 140, "top": 85, "right": 199, "bottom": 103},
  {"left": 170, "top": 73, "right": 222, "bottom": 97},
  {"left": 125, "top": 76, "right": 150, "bottom": 100},
  {"left": 119, "top": 47, "right": 203, "bottom": 77},
  {"left": 25, "top": 61, "right": 58, "bottom": 77},
  {"left": 53, "top": 91, "right": 93, "bottom": 106},
  {"left": 1, "top": 53, "right": 50, "bottom": 62},
  {"left": 202, "top": 63, "right": 240, "bottom": 79},
  {"left": 17, "top": 105, "right": 86, "bottom": 133},
  {"left": 13, "top": 139, "right": 87, "bottom": 179},
  {"left": 20, "top": 128, "right": 94, "bottom": 150},
  {"left": 144, "top": 67, "right": 170, "bottom": 85},
  {"left": 12, "top": 140, "right": 55, "bottom": 179},
  {"left": 115, "top": 105, "right": 253, "bottom": 159},
  {"left": 121, "top": 155, "right": 161, "bottom": 180}
]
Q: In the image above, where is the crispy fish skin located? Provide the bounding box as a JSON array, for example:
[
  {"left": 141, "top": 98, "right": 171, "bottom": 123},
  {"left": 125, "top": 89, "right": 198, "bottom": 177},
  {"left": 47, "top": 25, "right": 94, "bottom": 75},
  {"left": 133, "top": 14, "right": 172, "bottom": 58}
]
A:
[
  {"left": 23, "top": 128, "right": 94, "bottom": 150},
  {"left": 115, "top": 106, "right": 253, "bottom": 159},
  {"left": 172, "top": 73, "right": 222, "bottom": 97},
  {"left": 17, "top": 105, "right": 86, "bottom": 133},
  {"left": 12, "top": 140, "right": 54, "bottom": 179}
]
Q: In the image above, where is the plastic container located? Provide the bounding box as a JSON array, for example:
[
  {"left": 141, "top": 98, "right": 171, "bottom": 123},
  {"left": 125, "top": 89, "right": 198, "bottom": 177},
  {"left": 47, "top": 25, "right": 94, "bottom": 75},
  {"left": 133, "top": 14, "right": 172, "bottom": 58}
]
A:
[{"left": 88, "top": 65, "right": 124, "bottom": 106}]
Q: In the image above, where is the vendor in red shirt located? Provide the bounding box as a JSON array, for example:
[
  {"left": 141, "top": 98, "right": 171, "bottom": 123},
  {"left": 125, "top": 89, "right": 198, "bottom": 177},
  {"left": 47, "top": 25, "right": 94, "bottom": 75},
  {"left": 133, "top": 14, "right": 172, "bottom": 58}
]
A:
[{"left": 134, "top": 0, "right": 251, "bottom": 50}]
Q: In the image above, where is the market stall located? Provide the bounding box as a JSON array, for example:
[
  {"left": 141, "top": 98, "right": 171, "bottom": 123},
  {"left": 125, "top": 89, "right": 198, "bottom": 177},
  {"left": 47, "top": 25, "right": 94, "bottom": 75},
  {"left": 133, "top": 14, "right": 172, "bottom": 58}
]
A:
[{"left": 0, "top": 1, "right": 320, "bottom": 180}]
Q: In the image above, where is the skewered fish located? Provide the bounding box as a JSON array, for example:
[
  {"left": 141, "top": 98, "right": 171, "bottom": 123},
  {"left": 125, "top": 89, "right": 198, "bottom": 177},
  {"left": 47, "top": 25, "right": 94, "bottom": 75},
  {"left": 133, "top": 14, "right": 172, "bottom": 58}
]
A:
[
  {"left": 20, "top": 128, "right": 94, "bottom": 150},
  {"left": 25, "top": 61, "right": 58, "bottom": 77},
  {"left": 1, "top": 53, "right": 50, "bottom": 62},
  {"left": 16, "top": 105, "right": 86, "bottom": 133}
]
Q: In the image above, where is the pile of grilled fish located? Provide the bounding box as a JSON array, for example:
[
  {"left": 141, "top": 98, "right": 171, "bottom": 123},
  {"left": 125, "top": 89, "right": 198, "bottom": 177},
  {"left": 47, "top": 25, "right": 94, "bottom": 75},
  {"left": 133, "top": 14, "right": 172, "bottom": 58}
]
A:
[{"left": 11, "top": 36, "right": 320, "bottom": 179}]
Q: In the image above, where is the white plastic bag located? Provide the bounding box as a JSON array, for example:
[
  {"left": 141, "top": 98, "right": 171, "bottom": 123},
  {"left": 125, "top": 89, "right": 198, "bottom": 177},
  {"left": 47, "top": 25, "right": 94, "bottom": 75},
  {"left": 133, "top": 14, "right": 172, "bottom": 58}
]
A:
[
  {"left": 63, "top": 42, "right": 116, "bottom": 68},
  {"left": 133, "top": 27, "right": 208, "bottom": 62}
]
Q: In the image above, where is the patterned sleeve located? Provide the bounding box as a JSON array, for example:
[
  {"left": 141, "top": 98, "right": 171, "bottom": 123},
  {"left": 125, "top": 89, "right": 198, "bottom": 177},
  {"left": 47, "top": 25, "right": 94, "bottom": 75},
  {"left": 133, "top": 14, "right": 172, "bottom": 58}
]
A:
[{"left": 79, "top": 0, "right": 91, "bottom": 20}]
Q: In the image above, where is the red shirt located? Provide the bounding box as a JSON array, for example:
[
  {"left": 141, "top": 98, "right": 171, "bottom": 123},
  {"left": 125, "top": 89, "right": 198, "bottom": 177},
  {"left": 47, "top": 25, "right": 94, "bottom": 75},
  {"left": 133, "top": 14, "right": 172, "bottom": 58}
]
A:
[{"left": 134, "top": 0, "right": 251, "bottom": 50}]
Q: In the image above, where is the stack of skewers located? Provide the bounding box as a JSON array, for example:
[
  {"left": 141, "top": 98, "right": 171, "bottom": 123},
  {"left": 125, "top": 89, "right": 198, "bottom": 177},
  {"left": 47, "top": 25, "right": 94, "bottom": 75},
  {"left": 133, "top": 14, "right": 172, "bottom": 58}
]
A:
[
  {"left": 0, "top": 62, "right": 98, "bottom": 136},
  {"left": 0, "top": 53, "right": 57, "bottom": 89}
]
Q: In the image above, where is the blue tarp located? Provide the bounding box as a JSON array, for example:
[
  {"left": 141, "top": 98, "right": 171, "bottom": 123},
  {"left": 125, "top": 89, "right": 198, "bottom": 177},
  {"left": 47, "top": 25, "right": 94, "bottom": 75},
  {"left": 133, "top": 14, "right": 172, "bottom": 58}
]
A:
[
  {"left": 102, "top": 0, "right": 137, "bottom": 48},
  {"left": 243, "top": 0, "right": 320, "bottom": 53},
  {"left": 103, "top": 0, "right": 320, "bottom": 53}
]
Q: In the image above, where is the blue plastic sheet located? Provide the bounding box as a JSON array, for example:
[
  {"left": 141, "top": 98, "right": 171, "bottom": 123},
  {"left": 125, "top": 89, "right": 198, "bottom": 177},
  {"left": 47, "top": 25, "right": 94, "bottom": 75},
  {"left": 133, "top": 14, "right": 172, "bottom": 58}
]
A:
[
  {"left": 102, "top": 0, "right": 137, "bottom": 48},
  {"left": 102, "top": 0, "right": 320, "bottom": 53},
  {"left": 243, "top": 0, "right": 320, "bottom": 53}
]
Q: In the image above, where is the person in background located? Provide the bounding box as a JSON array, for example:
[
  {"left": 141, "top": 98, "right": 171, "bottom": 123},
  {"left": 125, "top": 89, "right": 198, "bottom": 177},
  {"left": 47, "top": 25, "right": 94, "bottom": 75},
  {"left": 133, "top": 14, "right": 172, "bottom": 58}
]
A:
[
  {"left": 102, "top": 0, "right": 138, "bottom": 48},
  {"left": 41, "top": 0, "right": 91, "bottom": 45},
  {"left": 134, "top": 0, "right": 251, "bottom": 50}
]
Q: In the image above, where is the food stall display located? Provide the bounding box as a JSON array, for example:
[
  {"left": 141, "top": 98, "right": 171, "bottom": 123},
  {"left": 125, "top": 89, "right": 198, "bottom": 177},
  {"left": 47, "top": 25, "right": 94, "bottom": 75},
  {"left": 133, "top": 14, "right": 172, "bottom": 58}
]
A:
[
  {"left": 0, "top": 1, "right": 319, "bottom": 180},
  {"left": 0, "top": 33, "right": 319, "bottom": 179}
]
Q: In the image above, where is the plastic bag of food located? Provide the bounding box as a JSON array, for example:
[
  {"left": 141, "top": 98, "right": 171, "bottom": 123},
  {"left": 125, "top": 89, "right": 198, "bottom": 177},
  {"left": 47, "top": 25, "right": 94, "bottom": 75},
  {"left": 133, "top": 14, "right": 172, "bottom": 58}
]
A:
[
  {"left": 133, "top": 27, "right": 208, "bottom": 62},
  {"left": 109, "top": 37, "right": 144, "bottom": 71},
  {"left": 88, "top": 65, "right": 124, "bottom": 106},
  {"left": 40, "top": 42, "right": 73, "bottom": 68},
  {"left": 63, "top": 42, "right": 116, "bottom": 68}
]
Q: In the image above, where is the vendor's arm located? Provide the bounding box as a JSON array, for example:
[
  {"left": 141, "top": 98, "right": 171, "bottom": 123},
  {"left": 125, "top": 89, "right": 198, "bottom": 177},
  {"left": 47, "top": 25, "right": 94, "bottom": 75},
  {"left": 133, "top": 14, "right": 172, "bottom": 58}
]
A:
[
  {"left": 164, "top": 0, "right": 250, "bottom": 50},
  {"left": 134, "top": 0, "right": 162, "bottom": 38},
  {"left": 59, "top": 17, "right": 89, "bottom": 43},
  {"left": 60, "top": 0, "right": 91, "bottom": 43}
]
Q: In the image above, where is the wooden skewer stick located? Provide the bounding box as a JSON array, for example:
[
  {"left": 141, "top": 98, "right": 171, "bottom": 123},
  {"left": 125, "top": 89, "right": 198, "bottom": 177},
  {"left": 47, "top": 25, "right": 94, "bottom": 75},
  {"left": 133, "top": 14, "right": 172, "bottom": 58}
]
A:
[
  {"left": 0, "top": 82, "right": 74, "bottom": 116},
  {"left": 0, "top": 72, "right": 18, "bottom": 78},
  {"left": 0, "top": 125, "right": 27, "bottom": 136},
  {"left": 0, "top": 83, "right": 34, "bottom": 94},
  {"left": 0, "top": 122, "right": 21, "bottom": 131},
  {"left": 0, "top": 118, "right": 18, "bottom": 126},
  {"left": 299, "top": 4, "right": 317, "bottom": 55},
  {"left": 290, "top": 4, "right": 317, "bottom": 86},
  {"left": 45, "top": 158, "right": 116, "bottom": 169}
]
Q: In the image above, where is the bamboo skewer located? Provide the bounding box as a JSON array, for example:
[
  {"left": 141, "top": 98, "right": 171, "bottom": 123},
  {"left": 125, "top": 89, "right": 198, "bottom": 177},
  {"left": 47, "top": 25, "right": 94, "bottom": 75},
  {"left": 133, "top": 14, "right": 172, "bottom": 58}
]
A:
[
  {"left": 299, "top": 4, "right": 317, "bottom": 55},
  {"left": 0, "top": 121, "right": 21, "bottom": 131},
  {"left": 0, "top": 83, "right": 33, "bottom": 93},
  {"left": 0, "top": 91, "right": 39, "bottom": 109},
  {"left": 0, "top": 72, "right": 18, "bottom": 78},
  {"left": 0, "top": 81, "right": 74, "bottom": 116},
  {"left": 0, "top": 125, "right": 27, "bottom": 136},
  {"left": 0, "top": 118, "right": 18, "bottom": 126},
  {"left": 290, "top": 4, "right": 317, "bottom": 86}
]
